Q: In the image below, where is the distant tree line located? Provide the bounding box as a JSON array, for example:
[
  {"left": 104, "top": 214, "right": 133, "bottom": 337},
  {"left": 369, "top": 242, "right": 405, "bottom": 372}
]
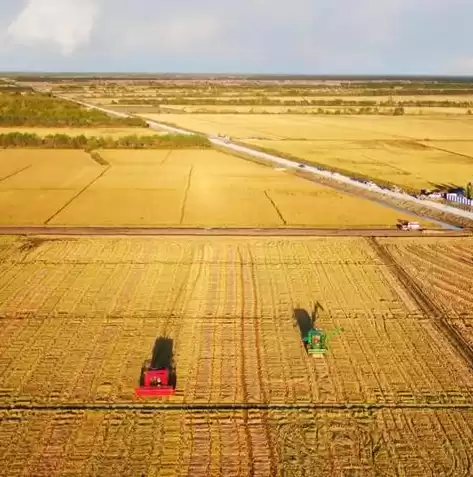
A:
[
  {"left": 0, "top": 85, "right": 33, "bottom": 93},
  {"left": 0, "top": 92, "right": 147, "bottom": 127},
  {"left": 113, "top": 97, "right": 473, "bottom": 108},
  {"left": 160, "top": 107, "right": 409, "bottom": 116},
  {"left": 0, "top": 132, "right": 210, "bottom": 149},
  {"left": 54, "top": 83, "right": 473, "bottom": 96}
]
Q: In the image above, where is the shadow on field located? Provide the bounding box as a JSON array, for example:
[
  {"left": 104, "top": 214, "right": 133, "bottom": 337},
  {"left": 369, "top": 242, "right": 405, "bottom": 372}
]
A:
[
  {"left": 151, "top": 337, "right": 174, "bottom": 369},
  {"left": 294, "top": 302, "right": 325, "bottom": 338},
  {"left": 428, "top": 182, "right": 464, "bottom": 193},
  {"left": 140, "top": 336, "right": 176, "bottom": 387}
]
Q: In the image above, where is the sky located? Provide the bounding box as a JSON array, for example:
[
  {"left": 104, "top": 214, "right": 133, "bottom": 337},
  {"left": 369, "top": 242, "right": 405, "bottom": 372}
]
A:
[{"left": 0, "top": 0, "right": 472, "bottom": 74}]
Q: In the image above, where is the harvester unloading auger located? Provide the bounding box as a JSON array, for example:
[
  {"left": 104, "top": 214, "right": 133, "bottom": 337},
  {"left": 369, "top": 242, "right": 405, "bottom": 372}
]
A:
[
  {"left": 297, "top": 303, "right": 343, "bottom": 356},
  {"left": 135, "top": 337, "right": 176, "bottom": 397}
]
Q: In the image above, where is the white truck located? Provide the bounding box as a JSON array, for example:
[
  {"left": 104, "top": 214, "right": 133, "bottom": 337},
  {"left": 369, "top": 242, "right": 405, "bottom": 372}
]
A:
[{"left": 397, "top": 220, "right": 423, "bottom": 231}]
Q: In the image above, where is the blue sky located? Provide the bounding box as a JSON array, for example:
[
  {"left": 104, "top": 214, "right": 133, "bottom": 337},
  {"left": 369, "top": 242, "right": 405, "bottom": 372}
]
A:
[{"left": 0, "top": 0, "right": 472, "bottom": 74}]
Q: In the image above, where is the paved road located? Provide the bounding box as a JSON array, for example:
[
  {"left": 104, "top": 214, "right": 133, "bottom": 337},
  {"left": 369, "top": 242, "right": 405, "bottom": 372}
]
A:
[
  {"left": 0, "top": 226, "right": 469, "bottom": 237},
  {"left": 55, "top": 94, "right": 473, "bottom": 226}
]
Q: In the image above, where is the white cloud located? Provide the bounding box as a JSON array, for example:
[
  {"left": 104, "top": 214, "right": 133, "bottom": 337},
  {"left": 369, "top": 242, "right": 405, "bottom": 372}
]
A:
[
  {"left": 7, "top": 0, "right": 99, "bottom": 56},
  {"left": 117, "top": 13, "right": 223, "bottom": 54},
  {"left": 0, "top": 0, "right": 472, "bottom": 73}
]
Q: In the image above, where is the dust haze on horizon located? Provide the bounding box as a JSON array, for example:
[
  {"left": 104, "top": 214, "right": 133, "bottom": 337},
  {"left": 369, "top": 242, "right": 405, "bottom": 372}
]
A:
[{"left": 0, "top": 0, "right": 473, "bottom": 75}]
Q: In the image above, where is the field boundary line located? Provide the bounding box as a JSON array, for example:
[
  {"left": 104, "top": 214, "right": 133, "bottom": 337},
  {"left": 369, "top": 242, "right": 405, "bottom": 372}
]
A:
[
  {"left": 0, "top": 226, "right": 469, "bottom": 237},
  {"left": 43, "top": 165, "right": 111, "bottom": 225},
  {"left": 3, "top": 402, "right": 473, "bottom": 412},
  {"left": 161, "top": 149, "right": 173, "bottom": 164},
  {"left": 367, "top": 237, "right": 473, "bottom": 370},
  {"left": 421, "top": 142, "right": 473, "bottom": 161},
  {"left": 0, "top": 165, "right": 32, "bottom": 183},
  {"left": 179, "top": 165, "right": 194, "bottom": 225},
  {"left": 264, "top": 190, "right": 287, "bottom": 225}
]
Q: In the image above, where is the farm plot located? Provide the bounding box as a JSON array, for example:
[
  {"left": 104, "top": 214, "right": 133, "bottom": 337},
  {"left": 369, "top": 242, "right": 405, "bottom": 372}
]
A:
[
  {"left": 0, "top": 150, "right": 103, "bottom": 225},
  {"left": 148, "top": 114, "right": 473, "bottom": 190},
  {"left": 245, "top": 139, "right": 473, "bottom": 190},
  {"left": 46, "top": 149, "right": 422, "bottom": 227},
  {"left": 328, "top": 116, "right": 473, "bottom": 141},
  {"left": 1, "top": 236, "right": 473, "bottom": 407},
  {"left": 378, "top": 237, "right": 473, "bottom": 354},
  {"left": 378, "top": 237, "right": 473, "bottom": 317},
  {"left": 143, "top": 113, "right": 473, "bottom": 141},
  {"left": 141, "top": 113, "right": 396, "bottom": 140},
  {"left": 1, "top": 408, "right": 473, "bottom": 477},
  {"left": 424, "top": 140, "right": 473, "bottom": 158}
]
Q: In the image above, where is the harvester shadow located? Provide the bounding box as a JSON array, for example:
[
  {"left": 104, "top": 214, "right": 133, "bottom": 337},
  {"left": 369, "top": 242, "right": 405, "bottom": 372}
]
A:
[
  {"left": 294, "top": 302, "right": 324, "bottom": 338},
  {"left": 294, "top": 309, "right": 312, "bottom": 339},
  {"left": 140, "top": 336, "right": 177, "bottom": 388}
]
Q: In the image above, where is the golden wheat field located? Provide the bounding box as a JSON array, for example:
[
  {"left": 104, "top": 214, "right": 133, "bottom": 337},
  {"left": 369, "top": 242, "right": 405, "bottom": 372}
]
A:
[
  {"left": 0, "top": 235, "right": 473, "bottom": 476},
  {"left": 145, "top": 114, "right": 473, "bottom": 190},
  {"left": 141, "top": 113, "right": 473, "bottom": 140},
  {"left": 0, "top": 149, "right": 425, "bottom": 227},
  {"left": 245, "top": 139, "right": 473, "bottom": 190},
  {"left": 0, "top": 150, "right": 102, "bottom": 225}
]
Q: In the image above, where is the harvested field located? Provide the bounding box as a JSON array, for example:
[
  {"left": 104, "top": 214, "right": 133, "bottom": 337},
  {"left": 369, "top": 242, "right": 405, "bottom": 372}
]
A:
[
  {"left": 377, "top": 237, "right": 473, "bottom": 357},
  {"left": 0, "top": 236, "right": 473, "bottom": 407},
  {"left": 1, "top": 235, "right": 473, "bottom": 475},
  {"left": 377, "top": 237, "right": 473, "bottom": 317},
  {"left": 0, "top": 149, "right": 426, "bottom": 227},
  {"left": 1, "top": 409, "right": 473, "bottom": 477}
]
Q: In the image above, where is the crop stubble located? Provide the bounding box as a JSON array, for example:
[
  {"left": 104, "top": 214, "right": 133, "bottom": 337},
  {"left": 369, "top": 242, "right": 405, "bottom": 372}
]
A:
[
  {"left": 1, "top": 236, "right": 473, "bottom": 475},
  {"left": 0, "top": 236, "right": 473, "bottom": 407},
  {"left": 377, "top": 237, "right": 473, "bottom": 355},
  {"left": 0, "top": 409, "right": 473, "bottom": 477}
]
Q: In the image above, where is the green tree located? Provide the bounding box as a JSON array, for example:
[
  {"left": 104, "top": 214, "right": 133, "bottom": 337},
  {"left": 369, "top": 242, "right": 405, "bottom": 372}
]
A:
[{"left": 466, "top": 182, "right": 473, "bottom": 200}]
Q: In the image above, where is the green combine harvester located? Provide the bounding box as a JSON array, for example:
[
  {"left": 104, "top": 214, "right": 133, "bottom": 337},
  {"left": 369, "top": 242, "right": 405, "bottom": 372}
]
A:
[
  {"left": 302, "top": 326, "right": 343, "bottom": 355},
  {"left": 298, "top": 302, "right": 343, "bottom": 355}
]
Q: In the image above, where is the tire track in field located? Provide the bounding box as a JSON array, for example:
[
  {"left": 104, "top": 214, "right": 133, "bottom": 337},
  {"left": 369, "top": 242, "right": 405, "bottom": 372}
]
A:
[
  {"left": 246, "top": 247, "right": 278, "bottom": 477},
  {"left": 367, "top": 237, "right": 473, "bottom": 371},
  {"left": 44, "top": 166, "right": 111, "bottom": 225},
  {"left": 0, "top": 165, "right": 32, "bottom": 184},
  {"left": 179, "top": 165, "right": 194, "bottom": 225},
  {"left": 264, "top": 191, "right": 287, "bottom": 225},
  {"left": 236, "top": 246, "right": 254, "bottom": 474},
  {"left": 160, "top": 150, "right": 173, "bottom": 165}
]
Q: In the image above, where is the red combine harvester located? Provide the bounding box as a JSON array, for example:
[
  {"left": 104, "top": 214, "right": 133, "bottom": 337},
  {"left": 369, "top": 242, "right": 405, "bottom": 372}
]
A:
[{"left": 135, "top": 337, "right": 176, "bottom": 397}]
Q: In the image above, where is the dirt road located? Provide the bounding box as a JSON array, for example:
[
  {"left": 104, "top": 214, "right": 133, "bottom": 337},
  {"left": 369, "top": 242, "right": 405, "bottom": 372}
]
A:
[{"left": 0, "top": 226, "right": 469, "bottom": 237}]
